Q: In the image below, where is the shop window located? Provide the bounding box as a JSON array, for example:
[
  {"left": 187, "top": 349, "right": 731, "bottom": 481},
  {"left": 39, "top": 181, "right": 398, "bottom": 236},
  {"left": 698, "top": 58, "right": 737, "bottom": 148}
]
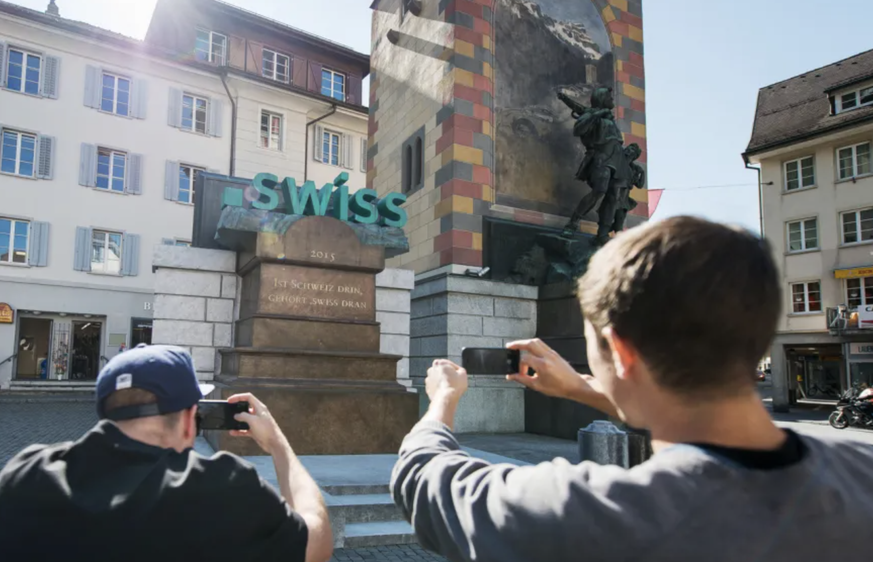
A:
[{"left": 846, "top": 277, "right": 873, "bottom": 309}]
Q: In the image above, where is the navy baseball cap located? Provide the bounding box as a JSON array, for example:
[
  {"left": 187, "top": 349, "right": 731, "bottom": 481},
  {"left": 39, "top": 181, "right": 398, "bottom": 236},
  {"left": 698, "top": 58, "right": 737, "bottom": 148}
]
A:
[{"left": 96, "top": 344, "right": 215, "bottom": 421}]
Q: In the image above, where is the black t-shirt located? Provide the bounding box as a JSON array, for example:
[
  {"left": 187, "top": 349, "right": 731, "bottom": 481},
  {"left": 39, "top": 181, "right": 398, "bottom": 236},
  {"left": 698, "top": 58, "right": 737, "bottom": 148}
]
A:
[
  {"left": 0, "top": 421, "right": 308, "bottom": 562},
  {"left": 692, "top": 429, "right": 807, "bottom": 470}
]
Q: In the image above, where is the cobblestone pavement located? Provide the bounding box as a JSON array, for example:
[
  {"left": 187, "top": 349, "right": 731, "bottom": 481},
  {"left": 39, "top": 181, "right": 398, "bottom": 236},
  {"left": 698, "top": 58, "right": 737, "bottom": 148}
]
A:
[
  {"left": 331, "top": 545, "right": 445, "bottom": 561},
  {"left": 0, "top": 396, "right": 96, "bottom": 467}
]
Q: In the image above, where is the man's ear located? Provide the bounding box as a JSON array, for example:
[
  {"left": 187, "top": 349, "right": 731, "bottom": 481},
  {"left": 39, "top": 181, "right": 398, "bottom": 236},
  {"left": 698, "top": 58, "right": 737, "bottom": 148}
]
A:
[
  {"left": 604, "top": 327, "right": 638, "bottom": 381},
  {"left": 184, "top": 406, "right": 198, "bottom": 441}
]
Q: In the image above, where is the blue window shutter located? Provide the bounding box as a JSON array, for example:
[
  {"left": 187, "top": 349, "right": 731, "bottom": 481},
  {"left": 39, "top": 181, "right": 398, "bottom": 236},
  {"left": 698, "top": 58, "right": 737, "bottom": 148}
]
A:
[
  {"left": 208, "top": 98, "right": 224, "bottom": 137},
  {"left": 121, "top": 233, "right": 140, "bottom": 276},
  {"left": 41, "top": 56, "right": 60, "bottom": 99},
  {"left": 73, "top": 227, "right": 91, "bottom": 272},
  {"left": 84, "top": 65, "right": 101, "bottom": 108},
  {"left": 79, "top": 143, "right": 97, "bottom": 187},
  {"left": 164, "top": 160, "right": 180, "bottom": 201},
  {"left": 37, "top": 135, "right": 55, "bottom": 180},
  {"left": 127, "top": 153, "right": 143, "bottom": 195},
  {"left": 168, "top": 88, "right": 182, "bottom": 127},
  {"left": 161, "top": 238, "right": 174, "bottom": 245},
  {"left": 342, "top": 133, "right": 353, "bottom": 169},
  {"left": 131, "top": 78, "right": 148, "bottom": 119},
  {"left": 28, "top": 222, "right": 50, "bottom": 267},
  {"left": 0, "top": 43, "right": 5, "bottom": 88},
  {"left": 313, "top": 124, "right": 324, "bottom": 162}
]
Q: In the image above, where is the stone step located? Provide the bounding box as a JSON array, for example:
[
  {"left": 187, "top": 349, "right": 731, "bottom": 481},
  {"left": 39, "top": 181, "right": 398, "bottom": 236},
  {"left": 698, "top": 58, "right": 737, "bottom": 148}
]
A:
[
  {"left": 7, "top": 381, "right": 96, "bottom": 393},
  {"left": 343, "top": 521, "right": 417, "bottom": 548},
  {"left": 327, "top": 493, "right": 403, "bottom": 524},
  {"left": 220, "top": 348, "right": 402, "bottom": 382},
  {"left": 236, "top": 315, "right": 381, "bottom": 352}
]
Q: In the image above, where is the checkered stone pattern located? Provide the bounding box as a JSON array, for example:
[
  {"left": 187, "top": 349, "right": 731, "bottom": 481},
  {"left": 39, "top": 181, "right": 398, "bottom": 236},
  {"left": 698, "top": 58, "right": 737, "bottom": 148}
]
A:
[
  {"left": 332, "top": 545, "right": 446, "bottom": 562},
  {"left": 0, "top": 398, "right": 97, "bottom": 468},
  {"left": 370, "top": 0, "right": 647, "bottom": 273}
]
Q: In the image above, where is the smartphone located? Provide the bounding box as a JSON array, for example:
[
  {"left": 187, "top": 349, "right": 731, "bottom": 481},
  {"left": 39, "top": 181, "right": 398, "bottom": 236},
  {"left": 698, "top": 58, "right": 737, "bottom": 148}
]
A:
[
  {"left": 197, "top": 400, "right": 250, "bottom": 431},
  {"left": 461, "top": 348, "right": 521, "bottom": 375}
]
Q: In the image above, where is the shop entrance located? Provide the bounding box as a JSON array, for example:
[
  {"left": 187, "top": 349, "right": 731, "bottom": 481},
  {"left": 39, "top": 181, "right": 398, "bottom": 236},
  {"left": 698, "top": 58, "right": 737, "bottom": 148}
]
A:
[
  {"left": 130, "top": 318, "right": 153, "bottom": 347},
  {"left": 15, "top": 317, "right": 52, "bottom": 380},
  {"left": 70, "top": 321, "right": 103, "bottom": 381},
  {"left": 786, "top": 344, "right": 844, "bottom": 400}
]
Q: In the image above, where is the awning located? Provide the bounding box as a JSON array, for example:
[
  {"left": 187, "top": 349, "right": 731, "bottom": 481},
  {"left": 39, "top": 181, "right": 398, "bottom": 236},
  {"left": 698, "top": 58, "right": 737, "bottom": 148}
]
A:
[{"left": 834, "top": 266, "right": 873, "bottom": 279}]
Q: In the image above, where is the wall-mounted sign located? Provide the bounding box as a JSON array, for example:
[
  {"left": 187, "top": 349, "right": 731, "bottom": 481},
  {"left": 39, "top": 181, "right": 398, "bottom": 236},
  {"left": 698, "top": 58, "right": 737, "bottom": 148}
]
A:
[
  {"left": 0, "top": 303, "right": 13, "bottom": 324},
  {"left": 858, "top": 305, "right": 873, "bottom": 329},
  {"left": 850, "top": 342, "right": 873, "bottom": 355},
  {"left": 222, "top": 172, "right": 408, "bottom": 228},
  {"left": 835, "top": 266, "right": 873, "bottom": 280}
]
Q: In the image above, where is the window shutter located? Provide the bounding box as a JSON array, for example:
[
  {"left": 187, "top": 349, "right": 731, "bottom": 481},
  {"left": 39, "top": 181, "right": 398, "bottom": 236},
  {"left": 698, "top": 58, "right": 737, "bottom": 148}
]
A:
[
  {"left": 79, "top": 143, "right": 97, "bottom": 187},
  {"left": 161, "top": 238, "right": 175, "bottom": 245},
  {"left": 208, "top": 98, "right": 224, "bottom": 137},
  {"left": 164, "top": 160, "right": 180, "bottom": 201},
  {"left": 73, "top": 227, "right": 92, "bottom": 272},
  {"left": 348, "top": 74, "right": 362, "bottom": 105},
  {"left": 121, "top": 233, "right": 140, "bottom": 276},
  {"left": 127, "top": 153, "right": 143, "bottom": 195},
  {"left": 28, "top": 222, "right": 50, "bottom": 267},
  {"left": 84, "top": 65, "right": 101, "bottom": 108},
  {"left": 360, "top": 138, "right": 367, "bottom": 173},
  {"left": 0, "top": 43, "right": 5, "bottom": 87},
  {"left": 41, "top": 56, "right": 60, "bottom": 99},
  {"left": 36, "top": 135, "right": 55, "bottom": 180},
  {"left": 131, "top": 78, "right": 148, "bottom": 119},
  {"left": 308, "top": 61, "right": 322, "bottom": 93},
  {"left": 313, "top": 124, "right": 324, "bottom": 162},
  {"left": 168, "top": 88, "right": 182, "bottom": 127},
  {"left": 342, "top": 133, "right": 353, "bottom": 169}
]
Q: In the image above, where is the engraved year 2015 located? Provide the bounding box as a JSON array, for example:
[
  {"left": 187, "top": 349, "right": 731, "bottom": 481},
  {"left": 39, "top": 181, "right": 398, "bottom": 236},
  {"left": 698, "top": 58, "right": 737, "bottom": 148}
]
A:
[{"left": 310, "top": 250, "right": 336, "bottom": 262}]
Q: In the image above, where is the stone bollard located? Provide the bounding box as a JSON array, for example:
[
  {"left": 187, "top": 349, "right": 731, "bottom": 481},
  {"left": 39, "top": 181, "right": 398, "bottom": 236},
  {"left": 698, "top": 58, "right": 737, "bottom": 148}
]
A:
[
  {"left": 626, "top": 427, "right": 653, "bottom": 468},
  {"left": 578, "top": 420, "right": 629, "bottom": 467}
]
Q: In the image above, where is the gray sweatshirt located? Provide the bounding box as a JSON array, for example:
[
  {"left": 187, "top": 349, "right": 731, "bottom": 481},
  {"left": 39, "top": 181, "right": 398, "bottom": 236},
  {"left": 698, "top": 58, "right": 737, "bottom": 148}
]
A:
[{"left": 391, "top": 421, "right": 873, "bottom": 562}]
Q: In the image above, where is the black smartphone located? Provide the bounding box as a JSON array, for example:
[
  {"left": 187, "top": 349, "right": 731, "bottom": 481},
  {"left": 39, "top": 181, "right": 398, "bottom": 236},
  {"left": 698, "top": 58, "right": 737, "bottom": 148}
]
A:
[
  {"left": 461, "top": 348, "right": 521, "bottom": 375},
  {"left": 197, "top": 400, "right": 250, "bottom": 431}
]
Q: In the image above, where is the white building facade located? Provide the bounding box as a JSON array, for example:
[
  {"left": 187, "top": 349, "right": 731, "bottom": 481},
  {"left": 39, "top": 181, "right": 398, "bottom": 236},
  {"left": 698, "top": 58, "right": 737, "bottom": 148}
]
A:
[
  {"left": 745, "top": 49, "right": 873, "bottom": 411},
  {"left": 0, "top": 0, "right": 370, "bottom": 390}
]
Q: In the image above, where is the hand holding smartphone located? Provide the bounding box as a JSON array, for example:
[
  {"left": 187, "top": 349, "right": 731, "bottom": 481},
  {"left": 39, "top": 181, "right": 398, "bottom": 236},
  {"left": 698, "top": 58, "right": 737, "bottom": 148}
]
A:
[
  {"left": 461, "top": 347, "right": 522, "bottom": 375},
  {"left": 196, "top": 400, "right": 250, "bottom": 431}
]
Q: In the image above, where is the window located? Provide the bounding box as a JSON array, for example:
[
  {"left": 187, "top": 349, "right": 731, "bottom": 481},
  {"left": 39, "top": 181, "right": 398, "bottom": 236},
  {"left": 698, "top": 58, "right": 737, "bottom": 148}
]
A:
[
  {"left": 321, "top": 69, "right": 345, "bottom": 101},
  {"left": 784, "top": 156, "right": 815, "bottom": 191},
  {"left": 401, "top": 129, "right": 425, "bottom": 193},
  {"left": 91, "top": 230, "right": 123, "bottom": 274},
  {"left": 262, "top": 49, "right": 290, "bottom": 83},
  {"left": 194, "top": 29, "right": 227, "bottom": 65},
  {"left": 174, "top": 240, "right": 191, "bottom": 247},
  {"left": 260, "top": 111, "right": 282, "bottom": 149},
  {"left": 178, "top": 164, "right": 204, "bottom": 204},
  {"left": 1, "top": 129, "right": 36, "bottom": 177},
  {"left": 323, "top": 131, "right": 340, "bottom": 166},
  {"left": 847, "top": 277, "right": 873, "bottom": 309},
  {"left": 4, "top": 47, "right": 41, "bottom": 95},
  {"left": 96, "top": 148, "right": 127, "bottom": 193},
  {"left": 836, "top": 86, "right": 873, "bottom": 113},
  {"left": 0, "top": 218, "right": 29, "bottom": 264},
  {"left": 182, "top": 94, "right": 209, "bottom": 134},
  {"left": 791, "top": 281, "right": 822, "bottom": 314},
  {"left": 837, "top": 142, "right": 872, "bottom": 180},
  {"left": 787, "top": 218, "right": 818, "bottom": 252},
  {"left": 100, "top": 72, "right": 131, "bottom": 116},
  {"left": 841, "top": 208, "right": 873, "bottom": 245}
]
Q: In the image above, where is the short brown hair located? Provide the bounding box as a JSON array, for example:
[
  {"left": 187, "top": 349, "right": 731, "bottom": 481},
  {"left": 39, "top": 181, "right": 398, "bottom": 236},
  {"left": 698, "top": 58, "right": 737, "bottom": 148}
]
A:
[
  {"left": 104, "top": 388, "right": 184, "bottom": 428},
  {"left": 578, "top": 216, "right": 780, "bottom": 395}
]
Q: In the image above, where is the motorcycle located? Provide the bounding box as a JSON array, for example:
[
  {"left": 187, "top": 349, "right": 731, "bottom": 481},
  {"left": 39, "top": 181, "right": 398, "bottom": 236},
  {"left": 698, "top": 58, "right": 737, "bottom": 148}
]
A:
[{"left": 828, "top": 387, "right": 873, "bottom": 429}]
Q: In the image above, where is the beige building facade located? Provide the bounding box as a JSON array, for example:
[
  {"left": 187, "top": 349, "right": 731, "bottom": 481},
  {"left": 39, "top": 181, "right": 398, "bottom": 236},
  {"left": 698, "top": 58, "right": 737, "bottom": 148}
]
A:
[{"left": 745, "top": 49, "right": 873, "bottom": 411}]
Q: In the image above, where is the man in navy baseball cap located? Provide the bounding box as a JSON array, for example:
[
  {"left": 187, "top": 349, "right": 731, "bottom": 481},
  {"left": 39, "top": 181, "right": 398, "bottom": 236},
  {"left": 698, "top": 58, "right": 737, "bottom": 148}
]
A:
[
  {"left": 96, "top": 343, "right": 214, "bottom": 426},
  {"left": 0, "top": 344, "right": 333, "bottom": 562}
]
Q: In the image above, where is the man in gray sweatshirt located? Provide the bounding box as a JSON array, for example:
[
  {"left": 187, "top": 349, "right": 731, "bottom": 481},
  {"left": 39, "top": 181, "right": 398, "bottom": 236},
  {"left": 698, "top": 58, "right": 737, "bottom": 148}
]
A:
[{"left": 391, "top": 216, "right": 873, "bottom": 562}]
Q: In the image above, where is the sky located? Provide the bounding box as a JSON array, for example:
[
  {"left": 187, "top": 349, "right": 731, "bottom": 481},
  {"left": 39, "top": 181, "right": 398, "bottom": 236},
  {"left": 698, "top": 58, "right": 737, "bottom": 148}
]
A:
[{"left": 10, "top": 0, "right": 873, "bottom": 234}]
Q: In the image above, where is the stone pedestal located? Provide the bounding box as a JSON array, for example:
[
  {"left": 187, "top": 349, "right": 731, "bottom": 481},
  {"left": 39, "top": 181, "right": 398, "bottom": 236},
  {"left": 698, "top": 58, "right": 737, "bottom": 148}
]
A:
[{"left": 209, "top": 216, "right": 419, "bottom": 455}]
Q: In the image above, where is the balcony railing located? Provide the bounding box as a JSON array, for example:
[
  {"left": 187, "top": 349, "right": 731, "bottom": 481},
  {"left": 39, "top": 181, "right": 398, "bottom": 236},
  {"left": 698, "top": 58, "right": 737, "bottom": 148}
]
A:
[{"left": 827, "top": 306, "right": 873, "bottom": 334}]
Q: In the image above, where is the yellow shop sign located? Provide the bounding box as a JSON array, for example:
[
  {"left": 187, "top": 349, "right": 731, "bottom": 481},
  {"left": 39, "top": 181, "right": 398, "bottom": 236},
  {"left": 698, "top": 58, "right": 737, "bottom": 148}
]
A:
[{"left": 834, "top": 266, "right": 873, "bottom": 280}]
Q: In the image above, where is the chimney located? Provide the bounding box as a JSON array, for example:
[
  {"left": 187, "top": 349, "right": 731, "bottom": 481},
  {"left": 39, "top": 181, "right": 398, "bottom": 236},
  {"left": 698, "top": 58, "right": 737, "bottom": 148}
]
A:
[{"left": 46, "top": 1, "right": 59, "bottom": 17}]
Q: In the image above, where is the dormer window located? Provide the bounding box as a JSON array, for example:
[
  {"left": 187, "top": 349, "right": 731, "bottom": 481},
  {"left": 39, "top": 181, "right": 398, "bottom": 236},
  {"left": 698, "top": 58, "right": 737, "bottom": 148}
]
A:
[{"left": 835, "top": 85, "right": 873, "bottom": 113}]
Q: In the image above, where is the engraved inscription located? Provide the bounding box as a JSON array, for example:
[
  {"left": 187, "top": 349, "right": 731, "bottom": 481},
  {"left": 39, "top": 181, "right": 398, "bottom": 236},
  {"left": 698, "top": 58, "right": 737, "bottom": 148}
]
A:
[
  {"left": 310, "top": 250, "right": 337, "bottom": 262},
  {"left": 270, "top": 278, "right": 367, "bottom": 309}
]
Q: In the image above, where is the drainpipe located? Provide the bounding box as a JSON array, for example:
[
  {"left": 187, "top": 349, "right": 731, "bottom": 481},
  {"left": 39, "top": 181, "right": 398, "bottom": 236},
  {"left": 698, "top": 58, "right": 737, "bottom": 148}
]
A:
[
  {"left": 744, "top": 155, "right": 765, "bottom": 236},
  {"left": 305, "top": 105, "right": 338, "bottom": 181},
  {"left": 219, "top": 69, "right": 237, "bottom": 177}
]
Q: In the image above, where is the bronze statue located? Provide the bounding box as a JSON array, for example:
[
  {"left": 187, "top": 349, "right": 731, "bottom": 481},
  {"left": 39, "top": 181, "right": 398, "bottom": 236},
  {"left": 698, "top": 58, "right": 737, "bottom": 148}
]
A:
[
  {"left": 609, "top": 143, "right": 646, "bottom": 235},
  {"left": 559, "top": 87, "right": 642, "bottom": 243}
]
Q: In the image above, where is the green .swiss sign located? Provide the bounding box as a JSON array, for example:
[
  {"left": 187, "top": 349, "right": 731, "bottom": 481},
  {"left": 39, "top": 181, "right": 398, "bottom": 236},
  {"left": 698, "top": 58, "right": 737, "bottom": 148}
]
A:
[{"left": 223, "top": 172, "right": 408, "bottom": 228}]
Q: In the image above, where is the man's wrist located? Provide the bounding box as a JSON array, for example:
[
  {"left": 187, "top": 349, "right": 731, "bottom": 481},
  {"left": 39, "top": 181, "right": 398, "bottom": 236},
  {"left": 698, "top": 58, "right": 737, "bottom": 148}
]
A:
[
  {"left": 424, "top": 390, "right": 461, "bottom": 430},
  {"left": 265, "top": 431, "right": 292, "bottom": 458}
]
